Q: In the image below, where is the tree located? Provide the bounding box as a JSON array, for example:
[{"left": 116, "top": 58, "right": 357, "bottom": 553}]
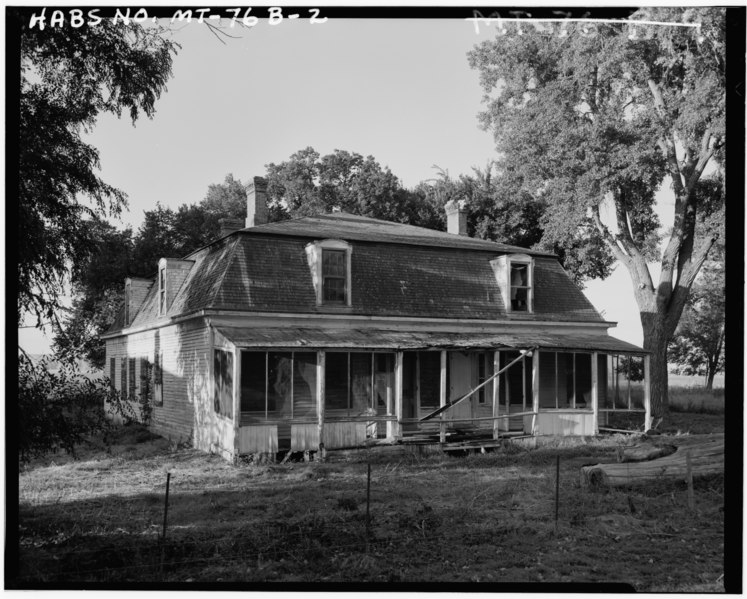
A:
[
  {"left": 17, "top": 16, "right": 178, "bottom": 325},
  {"left": 668, "top": 258, "right": 725, "bottom": 389},
  {"left": 54, "top": 175, "right": 253, "bottom": 367},
  {"left": 412, "top": 164, "right": 612, "bottom": 283},
  {"left": 18, "top": 352, "right": 113, "bottom": 463},
  {"left": 265, "top": 147, "right": 435, "bottom": 226},
  {"left": 468, "top": 8, "right": 725, "bottom": 417},
  {"left": 53, "top": 219, "right": 133, "bottom": 367}
]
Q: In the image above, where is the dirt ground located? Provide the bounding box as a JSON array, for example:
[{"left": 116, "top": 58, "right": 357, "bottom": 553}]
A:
[{"left": 12, "top": 416, "right": 727, "bottom": 590}]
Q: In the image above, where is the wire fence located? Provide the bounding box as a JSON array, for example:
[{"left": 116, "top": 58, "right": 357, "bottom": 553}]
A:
[{"left": 16, "top": 449, "right": 725, "bottom": 584}]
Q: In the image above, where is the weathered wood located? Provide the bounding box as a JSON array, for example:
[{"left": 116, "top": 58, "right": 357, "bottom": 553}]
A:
[
  {"left": 617, "top": 442, "right": 676, "bottom": 463},
  {"left": 581, "top": 435, "right": 723, "bottom": 488}
]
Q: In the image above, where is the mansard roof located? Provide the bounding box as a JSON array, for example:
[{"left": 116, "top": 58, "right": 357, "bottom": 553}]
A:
[{"left": 107, "top": 212, "right": 604, "bottom": 335}]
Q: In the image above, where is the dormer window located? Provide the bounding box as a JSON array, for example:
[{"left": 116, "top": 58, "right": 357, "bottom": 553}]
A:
[
  {"left": 510, "top": 263, "right": 530, "bottom": 311},
  {"left": 322, "top": 249, "right": 347, "bottom": 303},
  {"left": 305, "top": 240, "right": 353, "bottom": 306},
  {"left": 159, "top": 267, "right": 166, "bottom": 315},
  {"left": 490, "top": 253, "right": 534, "bottom": 313}
]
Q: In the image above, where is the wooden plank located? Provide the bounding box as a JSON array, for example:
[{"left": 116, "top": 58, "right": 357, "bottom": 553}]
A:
[
  {"left": 420, "top": 350, "right": 532, "bottom": 422},
  {"left": 440, "top": 350, "right": 447, "bottom": 443},
  {"left": 316, "top": 351, "right": 325, "bottom": 459},
  {"left": 492, "top": 351, "right": 500, "bottom": 440},
  {"left": 531, "top": 350, "right": 540, "bottom": 435},
  {"left": 238, "top": 425, "right": 278, "bottom": 454}
]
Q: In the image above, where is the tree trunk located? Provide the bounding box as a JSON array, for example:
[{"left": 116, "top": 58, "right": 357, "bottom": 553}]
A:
[
  {"left": 641, "top": 312, "right": 669, "bottom": 418},
  {"left": 705, "top": 370, "right": 715, "bottom": 391}
]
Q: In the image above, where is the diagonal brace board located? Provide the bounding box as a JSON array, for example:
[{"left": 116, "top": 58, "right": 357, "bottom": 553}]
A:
[{"left": 419, "top": 348, "right": 535, "bottom": 422}]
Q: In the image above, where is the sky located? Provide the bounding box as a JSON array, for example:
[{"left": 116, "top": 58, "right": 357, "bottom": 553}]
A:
[{"left": 17, "top": 10, "right": 680, "bottom": 354}]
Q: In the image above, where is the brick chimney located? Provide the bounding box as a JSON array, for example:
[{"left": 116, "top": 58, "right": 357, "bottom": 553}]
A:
[
  {"left": 124, "top": 277, "right": 153, "bottom": 327},
  {"left": 445, "top": 199, "right": 468, "bottom": 236},
  {"left": 246, "top": 176, "right": 269, "bottom": 228},
  {"left": 218, "top": 217, "right": 244, "bottom": 238}
]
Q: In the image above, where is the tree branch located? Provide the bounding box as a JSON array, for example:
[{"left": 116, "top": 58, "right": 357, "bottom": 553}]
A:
[
  {"left": 664, "top": 235, "right": 717, "bottom": 338},
  {"left": 591, "top": 203, "right": 630, "bottom": 266}
]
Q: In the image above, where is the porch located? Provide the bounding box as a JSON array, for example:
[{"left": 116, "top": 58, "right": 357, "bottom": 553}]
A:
[{"left": 212, "top": 327, "right": 650, "bottom": 457}]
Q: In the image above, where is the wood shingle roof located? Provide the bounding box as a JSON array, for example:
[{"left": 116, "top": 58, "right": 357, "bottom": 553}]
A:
[{"left": 108, "top": 212, "right": 604, "bottom": 334}]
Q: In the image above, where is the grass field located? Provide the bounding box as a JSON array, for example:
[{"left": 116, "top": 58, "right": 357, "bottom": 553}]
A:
[{"left": 13, "top": 411, "right": 726, "bottom": 590}]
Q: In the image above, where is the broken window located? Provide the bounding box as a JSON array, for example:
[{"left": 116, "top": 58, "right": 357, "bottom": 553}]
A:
[
  {"left": 538, "top": 351, "right": 592, "bottom": 409},
  {"left": 477, "top": 352, "right": 494, "bottom": 404},
  {"left": 418, "top": 352, "right": 441, "bottom": 409},
  {"left": 510, "top": 263, "right": 530, "bottom": 311}
]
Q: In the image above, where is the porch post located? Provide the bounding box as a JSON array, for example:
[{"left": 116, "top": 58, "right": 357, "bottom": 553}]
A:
[
  {"left": 531, "top": 350, "right": 540, "bottom": 435},
  {"left": 492, "top": 350, "right": 500, "bottom": 439},
  {"left": 393, "top": 351, "right": 403, "bottom": 440},
  {"left": 591, "top": 351, "right": 599, "bottom": 435},
  {"left": 317, "top": 351, "right": 326, "bottom": 460},
  {"left": 643, "top": 354, "right": 652, "bottom": 431},
  {"left": 439, "top": 350, "right": 447, "bottom": 443},
  {"left": 232, "top": 347, "right": 241, "bottom": 460}
]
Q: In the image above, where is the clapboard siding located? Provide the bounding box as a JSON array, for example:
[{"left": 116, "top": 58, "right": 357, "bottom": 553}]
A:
[{"left": 105, "top": 320, "right": 217, "bottom": 451}]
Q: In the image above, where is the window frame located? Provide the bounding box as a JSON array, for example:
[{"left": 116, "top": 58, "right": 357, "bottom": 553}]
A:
[
  {"left": 507, "top": 256, "right": 533, "bottom": 313},
  {"left": 128, "top": 357, "right": 136, "bottom": 401},
  {"left": 158, "top": 267, "right": 166, "bottom": 316},
  {"left": 305, "top": 239, "right": 353, "bottom": 307}
]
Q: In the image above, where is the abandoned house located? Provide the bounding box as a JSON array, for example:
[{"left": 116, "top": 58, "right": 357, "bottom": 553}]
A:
[{"left": 103, "top": 177, "right": 652, "bottom": 460}]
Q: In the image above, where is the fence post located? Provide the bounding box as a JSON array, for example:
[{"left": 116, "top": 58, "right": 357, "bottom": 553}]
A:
[
  {"left": 160, "top": 472, "right": 171, "bottom": 577},
  {"left": 686, "top": 451, "right": 695, "bottom": 511},
  {"left": 365, "top": 461, "right": 372, "bottom": 553}
]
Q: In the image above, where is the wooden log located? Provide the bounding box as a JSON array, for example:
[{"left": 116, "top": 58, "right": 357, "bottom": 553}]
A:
[
  {"left": 581, "top": 436, "right": 723, "bottom": 488},
  {"left": 617, "top": 442, "right": 676, "bottom": 463}
]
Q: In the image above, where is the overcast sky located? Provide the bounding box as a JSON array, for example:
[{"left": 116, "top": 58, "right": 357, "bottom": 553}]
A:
[{"left": 18, "top": 13, "right": 676, "bottom": 353}]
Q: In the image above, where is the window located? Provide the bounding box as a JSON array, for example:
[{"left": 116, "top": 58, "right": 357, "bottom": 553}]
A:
[
  {"left": 477, "top": 352, "right": 494, "bottom": 404},
  {"left": 109, "top": 358, "right": 116, "bottom": 390},
  {"left": 140, "top": 357, "right": 151, "bottom": 404},
  {"left": 213, "top": 349, "right": 234, "bottom": 418},
  {"left": 154, "top": 351, "right": 164, "bottom": 406},
  {"left": 322, "top": 250, "right": 347, "bottom": 303},
  {"left": 128, "top": 358, "right": 136, "bottom": 400},
  {"left": 510, "top": 263, "right": 530, "bottom": 311},
  {"left": 239, "top": 351, "right": 395, "bottom": 418},
  {"left": 159, "top": 268, "right": 166, "bottom": 315},
  {"left": 538, "top": 351, "right": 592, "bottom": 409},
  {"left": 305, "top": 240, "right": 353, "bottom": 306},
  {"left": 121, "top": 359, "right": 127, "bottom": 396},
  {"left": 418, "top": 352, "right": 441, "bottom": 409},
  {"left": 124, "top": 282, "right": 130, "bottom": 326},
  {"left": 490, "top": 254, "right": 534, "bottom": 313}
]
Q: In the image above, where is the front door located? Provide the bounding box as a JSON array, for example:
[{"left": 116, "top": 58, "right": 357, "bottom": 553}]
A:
[{"left": 448, "top": 352, "right": 473, "bottom": 427}]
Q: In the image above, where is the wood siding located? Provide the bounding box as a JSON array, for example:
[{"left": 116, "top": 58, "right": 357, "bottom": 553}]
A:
[{"left": 105, "top": 320, "right": 224, "bottom": 454}]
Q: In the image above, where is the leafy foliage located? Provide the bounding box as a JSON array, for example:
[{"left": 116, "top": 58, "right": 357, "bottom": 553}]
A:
[
  {"left": 18, "top": 18, "right": 178, "bottom": 324},
  {"left": 468, "top": 8, "right": 726, "bottom": 414},
  {"left": 265, "top": 147, "right": 439, "bottom": 226},
  {"left": 18, "top": 352, "right": 113, "bottom": 463},
  {"left": 668, "top": 259, "right": 725, "bottom": 389}
]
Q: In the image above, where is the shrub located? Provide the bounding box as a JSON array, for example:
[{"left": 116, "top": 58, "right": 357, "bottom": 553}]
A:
[{"left": 18, "top": 353, "right": 114, "bottom": 463}]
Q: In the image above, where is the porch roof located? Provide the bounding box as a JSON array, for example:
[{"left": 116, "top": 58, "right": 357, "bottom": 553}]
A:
[{"left": 215, "top": 327, "right": 646, "bottom": 354}]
